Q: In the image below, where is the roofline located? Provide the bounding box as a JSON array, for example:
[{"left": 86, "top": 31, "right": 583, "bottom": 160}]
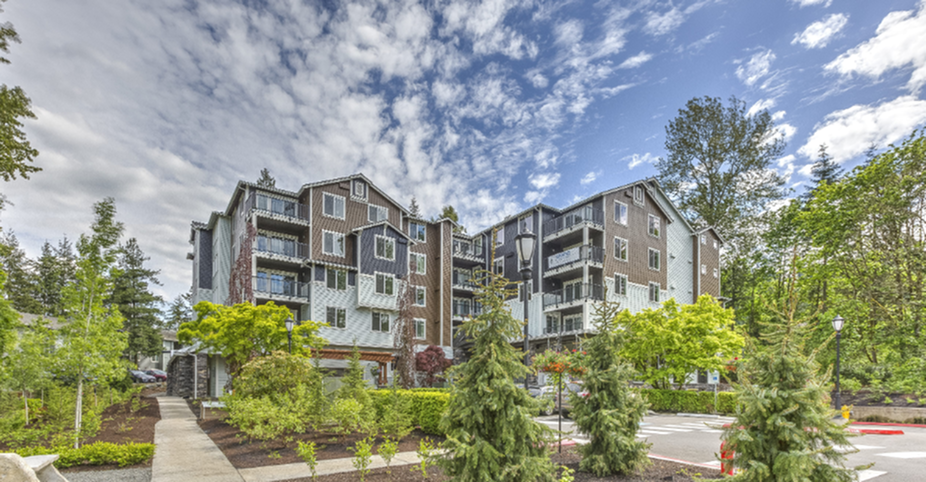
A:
[
  {"left": 694, "top": 226, "right": 726, "bottom": 245},
  {"left": 351, "top": 220, "right": 417, "bottom": 244},
  {"left": 298, "top": 173, "right": 410, "bottom": 216}
]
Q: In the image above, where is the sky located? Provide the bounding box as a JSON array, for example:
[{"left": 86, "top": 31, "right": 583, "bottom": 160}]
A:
[{"left": 2, "top": 0, "right": 926, "bottom": 302}]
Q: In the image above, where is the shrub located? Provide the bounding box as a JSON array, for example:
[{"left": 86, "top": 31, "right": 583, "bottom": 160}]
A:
[
  {"left": 233, "top": 351, "right": 315, "bottom": 399},
  {"left": 330, "top": 398, "right": 373, "bottom": 435},
  {"left": 368, "top": 389, "right": 449, "bottom": 435},
  {"left": 378, "top": 383, "right": 413, "bottom": 439},
  {"left": 14, "top": 442, "right": 155, "bottom": 468},
  {"left": 378, "top": 437, "right": 399, "bottom": 474},
  {"left": 415, "top": 345, "right": 452, "bottom": 387},
  {"left": 225, "top": 395, "right": 305, "bottom": 442},
  {"left": 349, "top": 436, "right": 374, "bottom": 482},
  {"left": 410, "top": 437, "right": 437, "bottom": 479},
  {"left": 295, "top": 441, "right": 318, "bottom": 481},
  {"left": 640, "top": 388, "right": 737, "bottom": 414}
]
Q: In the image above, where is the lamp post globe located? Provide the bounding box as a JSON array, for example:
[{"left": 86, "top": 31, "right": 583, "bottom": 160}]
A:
[
  {"left": 514, "top": 230, "right": 536, "bottom": 390},
  {"left": 285, "top": 317, "right": 294, "bottom": 354}
]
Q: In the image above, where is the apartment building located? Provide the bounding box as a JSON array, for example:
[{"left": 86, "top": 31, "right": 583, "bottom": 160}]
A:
[{"left": 189, "top": 174, "right": 721, "bottom": 380}]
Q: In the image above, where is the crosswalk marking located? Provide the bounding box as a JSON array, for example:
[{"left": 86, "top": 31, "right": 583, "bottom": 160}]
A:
[
  {"left": 648, "top": 427, "right": 692, "bottom": 432},
  {"left": 874, "top": 452, "right": 926, "bottom": 459},
  {"left": 638, "top": 430, "right": 672, "bottom": 435},
  {"left": 857, "top": 470, "right": 887, "bottom": 481}
]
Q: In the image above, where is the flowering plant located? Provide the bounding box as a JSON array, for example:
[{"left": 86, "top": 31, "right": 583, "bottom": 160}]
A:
[{"left": 532, "top": 348, "right": 588, "bottom": 378}]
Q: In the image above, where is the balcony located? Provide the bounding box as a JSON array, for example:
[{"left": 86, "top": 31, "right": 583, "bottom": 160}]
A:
[
  {"left": 543, "top": 245, "right": 604, "bottom": 278},
  {"left": 452, "top": 239, "right": 485, "bottom": 264},
  {"left": 452, "top": 300, "right": 483, "bottom": 320},
  {"left": 246, "top": 193, "right": 310, "bottom": 226},
  {"left": 543, "top": 283, "right": 604, "bottom": 310},
  {"left": 255, "top": 236, "right": 309, "bottom": 262},
  {"left": 543, "top": 206, "right": 604, "bottom": 242},
  {"left": 254, "top": 277, "right": 310, "bottom": 300},
  {"left": 452, "top": 271, "right": 477, "bottom": 291}
]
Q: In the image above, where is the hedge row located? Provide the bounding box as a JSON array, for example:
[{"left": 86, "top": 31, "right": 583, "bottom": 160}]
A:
[
  {"left": 368, "top": 389, "right": 449, "bottom": 435},
  {"left": 640, "top": 388, "right": 737, "bottom": 414},
  {"left": 14, "top": 442, "right": 156, "bottom": 468}
]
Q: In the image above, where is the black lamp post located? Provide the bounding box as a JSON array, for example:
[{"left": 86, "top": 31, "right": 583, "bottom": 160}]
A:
[
  {"left": 515, "top": 230, "right": 536, "bottom": 390},
  {"left": 832, "top": 315, "right": 844, "bottom": 414},
  {"left": 285, "top": 317, "right": 294, "bottom": 354}
]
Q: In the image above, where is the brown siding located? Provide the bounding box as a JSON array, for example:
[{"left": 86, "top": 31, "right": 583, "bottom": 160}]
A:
[
  {"left": 699, "top": 231, "right": 721, "bottom": 298},
  {"left": 404, "top": 218, "right": 445, "bottom": 347},
  {"left": 440, "top": 221, "right": 453, "bottom": 347},
  {"left": 602, "top": 187, "right": 668, "bottom": 289}
]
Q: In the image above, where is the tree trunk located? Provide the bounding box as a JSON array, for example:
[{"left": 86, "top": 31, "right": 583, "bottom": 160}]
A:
[
  {"left": 23, "top": 392, "right": 29, "bottom": 427},
  {"left": 74, "top": 377, "right": 83, "bottom": 449}
]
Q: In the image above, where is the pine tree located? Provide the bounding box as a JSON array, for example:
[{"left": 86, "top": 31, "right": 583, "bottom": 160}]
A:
[
  {"left": 409, "top": 196, "right": 421, "bottom": 218},
  {"left": 337, "top": 343, "right": 372, "bottom": 410},
  {"left": 164, "top": 291, "right": 192, "bottom": 330},
  {"left": 802, "top": 144, "right": 843, "bottom": 201},
  {"left": 0, "top": 231, "right": 41, "bottom": 314},
  {"left": 110, "top": 238, "right": 163, "bottom": 365},
  {"left": 571, "top": 300, "right": 650, "bottom": 476},
  {"left": 722, "top": 268, "right": 860, "bottom": 481},
  {"left": 257, "top": 168, "right": 276, "bottom": 188},
  {"left": 438, "top": 253, "right": 555, "bottom": 482}
]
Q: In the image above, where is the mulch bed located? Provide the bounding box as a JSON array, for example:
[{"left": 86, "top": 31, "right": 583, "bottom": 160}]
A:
[
  {"left": 62, "top": 393, "right": 161, "bottom": 472},
  {"left": 836, "top": 390, "right": 926, "bottom": 408},
  {"left": 197, "top": 414, "right": 443, "bottom": 469},
  {"left": 281, "top": 447, "right": 722, "bottom": 481}
]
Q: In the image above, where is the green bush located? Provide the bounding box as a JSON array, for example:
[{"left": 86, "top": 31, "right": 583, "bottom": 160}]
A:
[
  {"left": 14, "top": 442, "right": 155, "bottom": 468},
  {"left": 225, "top": 394, "right": 306, "bottom": 441},
  {"left": 368, "top": 390, "right": 449, "bottom": 435},
  {"left": 639, "top": 388, "right": 737, "bottom": 414}
]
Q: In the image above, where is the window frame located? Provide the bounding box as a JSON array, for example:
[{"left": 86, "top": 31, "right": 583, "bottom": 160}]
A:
[
  {"left": 495, "top": 225, "right": 505, "bottom": 246},
  {"left": 634, "top": 185, "right": 645, "bottom": 206},
  {"left": 410, "top": 222, "right": 426, "bottom": 242},
  {"left": 375, "top": 272, "right": 395, "bottom": 296},
  {"left": 614, "top": 201, "right": 628, "bottom": 225},
  {"left": 368, "top": 204, "right": 389, "bottom": 223},
  {"left": 648, "top": 248, "right": 661, "bottom": 271},
  {"left": 614, "top": 274, "right": 628, "bottom": 296},
  {"left": 414, "top": 318, "right": 426, "bottom": 340},
  {"left": 326, "top": 267, "right": 347, "bottom": 290},
  {"left": 410, "top": 252, "right": 426, "bottom": 275},
  {"left": 649, "top": 282, "right": 661, "bottom": 303},
  {"left": 414, "top": 286, "right": 426, "bottom": 307},
  {"left": 375, "top": 235, "right": 396, "bottom": 261},
  {"left": 494, "top": 257, "right": 505, "bottom": 277},
  {"left": 701, "top": 264, "right": 707, "bottom": 275},
  {"left": 371, "top": 311, "right": 390, "bottom": 333},
  {"left": 322, "top": 192, "right": 346, "bottom": 220},
  {"left": 322, "top": 230, "right": 345, "bottom": 257},
  {"left": 519, "top": 213, "right": 533, "bottom": 234},
  {"left": 326, "top": 306, "right": 347, "bottom": 329},
  {"left": 713, "top": 268, "right": 719, "bottom": 278},
  {"left": 648, "top": 214, "right": 660, "bottom": 238},
  {"left": 613, "top": 237, "right": 628, "bottom": 262},
  {"left": 352, "top": 179, "right": 367, "bottom": 199}
]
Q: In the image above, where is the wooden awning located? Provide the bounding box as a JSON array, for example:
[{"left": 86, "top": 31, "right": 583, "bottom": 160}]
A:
[{"left": 311, "top": 348, "right": 395, "bottom": 385}]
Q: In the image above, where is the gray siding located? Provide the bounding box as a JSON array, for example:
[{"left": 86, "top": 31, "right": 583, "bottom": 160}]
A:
[
  {"left": 198, "top": 229, "right": 213, "bottom": 290},
  {"left": 358, "top": 225, "right": 408, "bottom": 277}
]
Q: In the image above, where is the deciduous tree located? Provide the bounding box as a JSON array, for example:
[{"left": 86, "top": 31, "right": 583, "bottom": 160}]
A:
[
  {"left": 0, "top": 0, "right": 40, "bottom": 182},
  {"left": 415, "top": 345, "right": 451, "bottom": 387}
]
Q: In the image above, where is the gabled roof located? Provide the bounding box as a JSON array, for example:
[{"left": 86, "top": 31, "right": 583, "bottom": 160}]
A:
[
  {"left": 694, "top": 226, "right": 726, "bottom": 245},
  {"left": 351, "top": 220, "right": 417, "bottom": 244},
  {"left": 299, "top": 173, "right": 410, "bottom": 216}
]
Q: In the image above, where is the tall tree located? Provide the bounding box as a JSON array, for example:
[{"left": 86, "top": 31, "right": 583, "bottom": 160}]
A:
[
  {"left": 393, "top": 272, "right": 416, "bottom": 389},
  {"left": 0, "top": 230, "right": 40, "bottom": 313},
  {"left": 0, "top": 269, "right": 19, "bottom": 363},
  {"left": 163, "top": 291, "right": 192, "bottom": 330},
  {"left": 56, "top": 198, "right": 128, "bottom": 448},
  {"left": 802, "top": 144, "right": 843, "bottom": 201},
  {"left": 3, "top": 316, "right": 53, "bottom": 425},
  {"left": 110, "top": 238, "right": 163, "bottom": 365},
  {"left": 34, "top": 240, "right": 69, "bottom": 316},
  {"left": 0, "top": 0, "right": 40, "bottom": 182},
  {"left": 257, "top": 168, "right": 275, "bottom": 188},
  {"left": 408, "top": 196, "right": 421, "bottom": 218},
  {"left": 437, "top": 205, "right": 466, "bottom": 233}
]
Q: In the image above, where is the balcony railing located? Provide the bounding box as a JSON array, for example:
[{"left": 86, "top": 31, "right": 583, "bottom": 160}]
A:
[
  {"left": 543, "top": 318, "right": 584, "bottom": 334},
  {"left": 254, "top": 277, "right": 310, "bottom": 299},
  {"left": 452, "top": 239, "right": 485, "bottom": 260},
  {"left": 452, "top": 301, "right": 483, "bottom": 319},
  {"left": 255, "top": 236, "right": 309, "bottom": 259},
  {"left": 543, "top": 206, "right": 604, "bottom": 238},
  {"left": 544, "top": 245, "right": 604, "bottom": 271},
  {"left": 452, "top": 271, "right": 477, "bottom": 290},
  {"left": 543, "top": 283, "right": 604, "bottom": 308},
  {"left": 246, "top": 193, "right": 310, "bottom": 223}
]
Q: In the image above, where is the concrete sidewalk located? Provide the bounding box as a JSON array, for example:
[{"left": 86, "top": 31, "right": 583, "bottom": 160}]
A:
[
  {"left": 152, "top": 396, "right": 244, "bottom": 482},
  {"left": 238, "top": 450, "right": 423, "bottom": 482}
]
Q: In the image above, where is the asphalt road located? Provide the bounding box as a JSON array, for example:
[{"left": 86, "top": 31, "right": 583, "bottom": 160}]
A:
[{"left": 535, "top": 414, "right": 926, "bottom": 482}]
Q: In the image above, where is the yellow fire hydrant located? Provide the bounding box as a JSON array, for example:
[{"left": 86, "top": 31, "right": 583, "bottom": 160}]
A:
[{"left": 841, "top": 405, "right": 852, "bottom": 420}]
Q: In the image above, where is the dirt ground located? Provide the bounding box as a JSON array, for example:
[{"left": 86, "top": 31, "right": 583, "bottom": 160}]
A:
[
  {"left": 282, "top": 448, "right": 723, "bottom": 482},
  {"left": 61, "top": 393, "right": 161, "bottom": 472},
  {"left": 836, "top": 390, "right": 926, "bottom": 408}
]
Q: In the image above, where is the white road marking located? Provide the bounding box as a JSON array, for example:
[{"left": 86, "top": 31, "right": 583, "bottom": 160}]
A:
[
  {"left": 700, "top": 461, "right": 722, "bottom": 467},
  {"left": 874, "top": 452, "right": 926, "bottom": 459},
  {"left": 857, "top": 469, "right": 887, "bottom": 481},
  {"left": 638, "top": 430, "right": 672, "bottom": 435},
  {"left": 647, "top": 427, "right": 692, "bottom": 432}
]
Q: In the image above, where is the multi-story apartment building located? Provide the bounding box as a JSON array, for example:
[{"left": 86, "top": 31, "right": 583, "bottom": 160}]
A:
[{"left": 189, "top": 174, "right": 721, "bottom": 384}]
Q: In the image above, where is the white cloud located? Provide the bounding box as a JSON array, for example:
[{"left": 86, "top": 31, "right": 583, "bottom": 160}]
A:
[
  {"left": 790, "top": 0, "right": 832, "bottom": 7},
  {"left": 736, "top": 50, "right": 776, "bottom": 86},
  {"left": 747, "top": 98, "right": 776, "bottom": 116},
  {"left": 626, "top": 152, "right": 657, "bottom": 169},
  {"left": 776, "top": 123, "right": 798, "bottom": 143},
  {"left": 792, "top": 13, "right": 848, "bottom": 49},
  {"left": 618, "top": 51, "right": 653, "bottom": 69},
  {"left": 771, "top": 110, "right": 787, "bottom": 121},
  {"left": 776, "top": 154, "right": 797, "bottom": 181},
  {"left": 825, "top": 2, "right": 926, "bottom": 93},
  {"left": 529, "top": 172, "right": 561, "bottom": 190},
  {"left": 580, "top": 171, "right": 599, "bottom": 185},
  {"left": 799, "top": 95, "right": 926, "bottom": 162},
  {"left": 643, "top": 8, "right": 685, "bottom": 36}
]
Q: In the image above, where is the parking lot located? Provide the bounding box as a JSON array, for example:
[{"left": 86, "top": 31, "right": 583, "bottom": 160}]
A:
[{"left": 535, "top": 414, "right": 926, "bottom": 481}]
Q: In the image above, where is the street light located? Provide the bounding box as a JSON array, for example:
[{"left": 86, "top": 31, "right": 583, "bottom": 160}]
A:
[
  {"left": 285, "top": 317, "right": 294, "bottom": 354},
  {"left": 832, "top": 315, "right": 844, "bottom": 415},
  {"left": 515, "top": 230, "right": 536, "bottom": 390}
]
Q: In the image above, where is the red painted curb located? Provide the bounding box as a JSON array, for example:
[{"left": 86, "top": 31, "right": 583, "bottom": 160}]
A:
[
  {"left": 852, "top": 421, "right": 926, "bottom": 429},
  {"left": 855, "top": 428, "right": 905, "bottom": 435}
]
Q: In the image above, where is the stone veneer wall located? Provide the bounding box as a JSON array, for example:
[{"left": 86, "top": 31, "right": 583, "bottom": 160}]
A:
[{"left": 166, "top": 354, "right": 209, "bottom": 398}]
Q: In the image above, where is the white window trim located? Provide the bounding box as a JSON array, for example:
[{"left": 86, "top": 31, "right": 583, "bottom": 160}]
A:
[
  {"left": 322, "top": 230, "right": 345, "bottom": 257},
  {"left": 410, "top": 222, "right": 426, "bottom": 243},
  {"left": 648, "top": 248, "right": 661, "bottom": 271},
  {"left": 494, "top": 256, "right": 505, "bottom": 277},
  {"left": 701, "top": 264, "right": 707, "bottom": 275},
  {"left": 648, "top": 214, "right": 660, "bottom": 238},
  {"left": 495, "top": 225, "right": 505, "bottom": 246},
  {"left": 368, "top": 204, "right": 389, "bottom": 223},
  {"left": 614, "top": 273, "right": 628, "bottom": 296},
  {"left": 374, "top": 272, "right": 395, "bottom": 296},
  {"left": 375, "top": 235, "right": 396, "bottom": 261},
  {"left": 414, "top": 318, "right": 426, "bottom": 340},
  {"left": 322, "top": 192, "right": 345, "bottom": 220},
  {"left": 714, "top": 240, "right": 719, "bottom": 250},
  {"left": 372, "top": 311, "right": 390, "bottom": 333},
  {"left": 326, "top": 306, "right": 347, "bottom": 329},
  {"left": 649, "top": 282, "right": 661, "bottom": 303},
  {"left": 414, "top": 286, "right": 426, "bottom": 307},
  {"left": 713, "top": 268, "right": 719, "bottom": 278},
  {"left": 614, "top": 237, "right": 628, "bottom": 262},
  {"left": 701, "top": 234, "right": 707, "bottom": 245},
  {"left": 352, "top": 179, "right": 367, "bottom": 200},
  {"left": 634, "top": 185, "right": 645, "bottom": 206},
  {"left": 614, "top": 201, "right": 628, "bottom": 226},
  {"left": 411, "top": 252, "right": 426, "bottom": 275},
  {"left": 326, "top": 267, "right": 347, "bottom": 290},
  {"left": 519, "top": 214, "right": 533, "bottom": 234}
]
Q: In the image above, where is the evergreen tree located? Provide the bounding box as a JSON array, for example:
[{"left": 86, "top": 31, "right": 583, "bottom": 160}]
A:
[
  {"left": 571, "top": 300, "right": 650, "bottom": 477},
  {"left": 438, "top": 263, "right": 555, "bottom": 482},
  {"left": 0, "top": 230, "right": 40, "bottom": 314},
  {"left": 34, "top": 241, "right": 64, "bottom": 316},
  {"left": 409, "top": 196, "right": 422, "bottom": 218},
  {"left": 163, "top": 291, "right": 192, "bottom": 330},
  {"left": 436, "top": 205, "right": 466, "bottom": 233},
  {"left": 110, "top": 238, "right": 163, "bottom": 365},
  {"left": 257, "top": 168, "right": 276, "bottom": 188},
  {"left": 337, "top": 343, "right": 372, "bottom": 409},
  {"left": 0, "top": 0, "right": 41, "bottom": 182},
  {"left": 802, "top": 144, "right": 843, "bottom": 201},
  {"left": 0, "top": 269, "right": 19, "bottom": 362},
  {"left": 722, "top": 271, "right": 859, "bottom": 481}
]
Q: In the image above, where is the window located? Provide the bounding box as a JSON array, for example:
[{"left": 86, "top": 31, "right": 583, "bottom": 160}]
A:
[
  {"left": 564, "top": 314, "right": 583, "bottom": 332},
  {"left": 713, "top": 268, "right": 719, "bottom": 278},
  {"left": 415, "top": 286, "right": 426, "bottom": 306},
  {"left": 352, "top": 179, "right": 367, "bottom": 199},
  {"left": 649, "top": 283, "right": 660, "bottom": 303},
  {"left": 634, "top": 185, "right": 645, "bottom": 206},
  {"left": 714, "top": 240, "right": 718, "bottom": 250},
  {"left": 701, "top": 234, "right": 707, "bottom": 245},
  {"left": 411, "top": 253, "right": 426, "bottom": 274},
  {"left": 372, "top": 311, "right": 390, "bottom": 332},
  {"left": 326, "top": 267, "right": 347, "bottom": 290},
  {"left": 410, "top": 222, "right": 426, "bottom": 242},
  {"left": 326, "top": 307, "right": 346, "bottom": 328},
  {"left": 323, "top": 192, "right": 345, "bottom": 219},
  {"left": 648, "top": 214, "right": 660, "bottom": 238},
  {"left": 613, "top": 237, "right": 628, "bottom": 261},
  {"left": 495, "top": 225, "right": 505, "bottom": 246},
  {"left": 701, "top": 264, "right": 707, "bottom": 275},
  {"left": 648, "top": 248, "right": 661, "bottom": 270},
  {"left": 614, "top": 274, "right": 627, "bottom": 296},
  {"left": 494, "top": 257, "right": 505, "bottom": 277},
  {"left": 614, "top": 201, "right": 627, "bottom": 225},
  {"left": 519, "top": 213, "right": 533, "bottom": 234},
  {"left": 368, "top": 204, "right": 388, "bottom": 223},
  {"left": 414, "top": 318, "right": 426, "bottom": 339},
  {"left": 375, "top": 273, "right": 394, "bottom": 295},
  {"left": 323, "top": 231, "right": 345, "bottom": 257},
  {"left": 375, "top": 235, "right": 395, "bottom": 260},
  {"left": 545, "top": 315, "right": 560, "bottom": 334}
]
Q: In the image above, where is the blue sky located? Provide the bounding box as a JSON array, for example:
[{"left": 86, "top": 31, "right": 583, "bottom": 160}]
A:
[{"left": 3, "top": 0, "right": 926, "bottom": 300}]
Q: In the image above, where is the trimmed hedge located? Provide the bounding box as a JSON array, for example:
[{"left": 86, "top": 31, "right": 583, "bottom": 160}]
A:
[
  {"left": 640, "top": 388, "right": 737, "bottom": 415},
  {"left": 14, "top": 442, "right": 156, "bottom": 468},
  {"left": 368, "top": 389, "right": 449, "bottom": 435}
]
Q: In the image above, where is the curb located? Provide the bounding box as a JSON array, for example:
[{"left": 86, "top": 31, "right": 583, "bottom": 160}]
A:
[
  {"left": 648, "top": 453, "right": 722, "bottom": 471},
  {"left": 852, "top": 421, "right": 926, "bottom": 429},
  {"left": 848, "top": 428, "right": 905, "bottom": 435},
  {"left": 676, "top": 413, "right": 721, "bottom": 418}
]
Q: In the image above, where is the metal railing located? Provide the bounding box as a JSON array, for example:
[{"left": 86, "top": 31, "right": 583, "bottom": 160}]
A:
[
  {"left": 452, "top": 271, "right": 477, "bottom": 289},
  {"left": 544, "top": 245, "right": 605, "bottom": 271},
  {"left": 254, "top": 277, "right": 310, "bottom": 299},
  {"left": 255, "top": 236, "right": 309, "bottom": 258},
  {"left": 544, "top": 319, "right": 584, "bottom": 334},
  {"left": 542, "top": 283, "right": 604, "bottom": 308},
  {"left": 452, "top": 239, "right": 484, "bottom": 259},
  {"left": 452, "top": 300, "right": 483, "bottom": 318},
  {"left": 542, "top": 206, "right": 604, "bottom": 237},
  {"left": 246, "top": 193, "right": 310, "bottom": 222}
]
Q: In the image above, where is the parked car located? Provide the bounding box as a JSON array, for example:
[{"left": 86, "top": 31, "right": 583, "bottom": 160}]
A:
[
  {"left": 129, "top": 369, "right": 156, "bottom": 383},
  {"left": 145, "top": 369, "right": 167, "bottom": 381},
  {"left": 529, "top": 386, "right": 556, "bottom": 415},
  {"left": 553, "top": 382, "right": 588, "bottom": 414}
]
